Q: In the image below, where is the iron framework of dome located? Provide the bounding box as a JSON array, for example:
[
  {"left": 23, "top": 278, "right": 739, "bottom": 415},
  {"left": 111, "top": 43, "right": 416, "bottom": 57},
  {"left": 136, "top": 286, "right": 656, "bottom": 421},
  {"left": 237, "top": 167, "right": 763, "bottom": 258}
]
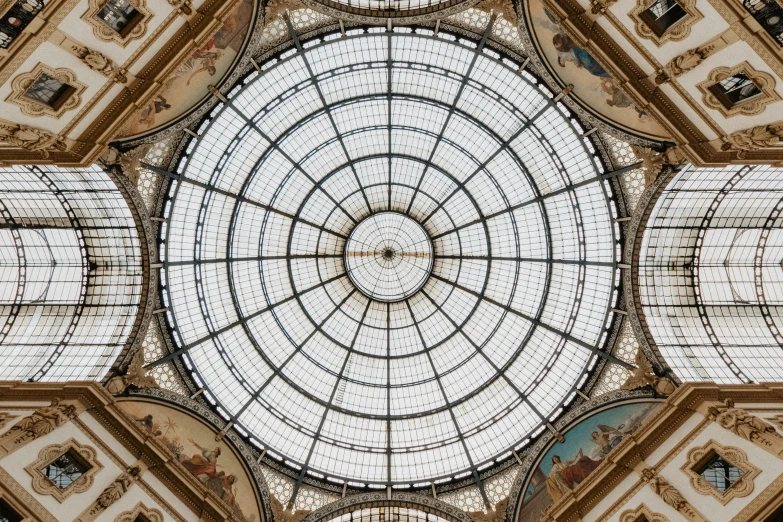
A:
[{"left": 156, "top": 23, "right": 624, "bottom": 488}]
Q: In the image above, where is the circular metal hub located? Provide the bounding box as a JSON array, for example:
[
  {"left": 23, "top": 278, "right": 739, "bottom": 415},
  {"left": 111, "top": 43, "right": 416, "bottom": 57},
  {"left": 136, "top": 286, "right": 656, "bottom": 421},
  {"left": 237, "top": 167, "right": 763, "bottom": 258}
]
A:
[{"left": 344, "top": 212, "right": 433, "bottom": 302}]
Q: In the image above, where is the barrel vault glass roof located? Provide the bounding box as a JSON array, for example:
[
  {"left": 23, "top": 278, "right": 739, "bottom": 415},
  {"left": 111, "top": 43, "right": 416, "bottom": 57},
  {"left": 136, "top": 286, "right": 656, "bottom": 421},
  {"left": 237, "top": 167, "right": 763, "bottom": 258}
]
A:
[{"left": 159, "top": 26, "right": 622, "bottom": 487}]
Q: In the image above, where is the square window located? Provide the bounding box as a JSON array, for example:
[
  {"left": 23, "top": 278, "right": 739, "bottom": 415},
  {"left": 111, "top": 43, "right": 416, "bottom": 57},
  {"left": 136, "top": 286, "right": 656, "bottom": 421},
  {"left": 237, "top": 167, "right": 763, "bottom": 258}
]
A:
[
  {"left": 41, "top": 450, "right": 89, "bottom": 490},
  {"left": 96, "top": 0, "right": 142, "bottom": 36},
  {"left": 23, "top": 73, "right": 75, "bottom": 110},
  {"left": 0, "top": 499, "right": 22, "bottom": 522},
  {"left": 708, "top": 73, "right": 763, "bottom": 109},
  {"left": 696, "top": 453, "right": 743, "bottom": 492},
  {"left": 640, "top": 0, "right": 687, "bottom": 36}
]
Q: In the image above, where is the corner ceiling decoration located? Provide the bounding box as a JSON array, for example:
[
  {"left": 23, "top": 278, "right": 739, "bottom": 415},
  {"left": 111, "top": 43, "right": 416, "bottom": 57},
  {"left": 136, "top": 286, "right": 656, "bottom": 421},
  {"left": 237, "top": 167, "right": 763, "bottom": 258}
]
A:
[{"left": 157, "top": 25, "right": 622, "bottom": 488}]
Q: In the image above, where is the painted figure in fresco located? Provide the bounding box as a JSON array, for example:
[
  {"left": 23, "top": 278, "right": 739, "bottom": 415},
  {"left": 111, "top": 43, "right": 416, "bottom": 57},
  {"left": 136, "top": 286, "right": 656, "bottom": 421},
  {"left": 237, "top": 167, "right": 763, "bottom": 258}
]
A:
[
  {"left": 182, "top": 437, "right": 222, "bottom": 478},
  {"left": 185, "top": 40, "right": 222, "bottom": 85},
  {"left": 551, "top": 32, "right": 610, "bottom": 78},
  {"left": 590, "top": 424, "right": 624, "bottom": 456},
  {"left": 546, "top": 449, "right": 603, "bottom": 501}
]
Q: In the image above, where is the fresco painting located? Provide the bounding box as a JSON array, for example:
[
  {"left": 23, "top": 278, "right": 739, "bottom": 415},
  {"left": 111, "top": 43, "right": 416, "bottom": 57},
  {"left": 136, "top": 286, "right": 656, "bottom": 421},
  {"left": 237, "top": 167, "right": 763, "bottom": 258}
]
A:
[
  {"left": 118, "top": 400, "right": 260, "bottom": 522},
  {"left": 119, "top": 0, "right": 254, "bottom": 137},
  {"left": 527, "top": 0, "right": 667, "bottom": 139},
  {"left": 518, "top": 401, "right": 661, "bottom": 522}
]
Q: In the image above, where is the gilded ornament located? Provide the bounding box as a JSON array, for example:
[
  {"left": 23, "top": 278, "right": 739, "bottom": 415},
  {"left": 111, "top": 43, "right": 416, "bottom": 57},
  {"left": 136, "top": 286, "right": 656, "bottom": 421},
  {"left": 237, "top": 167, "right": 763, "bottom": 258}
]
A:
[
  {"left": 621, "top": 350, "right": 676, "bottom": 395},
  {"left": 0, "top": 122, "right": 68, "bottom": 157},
  {"left": 721, "top": 123, "right": 783, "bottom": 152},
  {"left": 708, "top": 398, "right": 783, "bottom": 457},
  {"left": 641, "top": 469, "right": 704, "bottom": 521},
  {"left": 106, "top": 347, "right": 159, "bottom": 395}
]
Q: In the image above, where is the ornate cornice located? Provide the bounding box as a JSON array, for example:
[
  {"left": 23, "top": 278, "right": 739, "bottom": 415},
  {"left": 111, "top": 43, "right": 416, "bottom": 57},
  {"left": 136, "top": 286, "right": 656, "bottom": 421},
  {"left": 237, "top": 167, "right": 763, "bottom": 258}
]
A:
[
  {"left": 623, "top": 165, "right": 681, "bottom": 375},
  {"left": 103, "top": 166, "right": 158, "bottom": 375}
]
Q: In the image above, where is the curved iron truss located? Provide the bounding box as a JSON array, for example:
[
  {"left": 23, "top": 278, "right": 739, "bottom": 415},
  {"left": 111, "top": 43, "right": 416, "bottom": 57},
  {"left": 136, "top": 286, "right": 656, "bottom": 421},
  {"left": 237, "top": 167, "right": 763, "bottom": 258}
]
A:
[
  {"left": 0, "top": 165, "right": 143, "bottom": 381},
  {"left": 155, "top": 22, "right": 626, "bottom": 491},
  {"left": 640, "top": 164, "right": 783, "bottom": 384}
]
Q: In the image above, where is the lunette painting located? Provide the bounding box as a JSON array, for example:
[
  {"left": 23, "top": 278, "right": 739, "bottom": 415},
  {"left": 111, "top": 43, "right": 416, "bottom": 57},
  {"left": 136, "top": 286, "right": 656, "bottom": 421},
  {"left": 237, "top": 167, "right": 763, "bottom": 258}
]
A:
[{"left": 517, "top": 401, "right": 661, "bottom": 522}]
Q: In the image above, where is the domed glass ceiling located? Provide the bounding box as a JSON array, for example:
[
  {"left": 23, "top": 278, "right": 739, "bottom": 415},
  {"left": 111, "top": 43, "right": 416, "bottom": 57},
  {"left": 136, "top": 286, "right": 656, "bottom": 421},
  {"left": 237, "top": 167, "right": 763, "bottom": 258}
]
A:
[{"left": 160, "top": 26, "right": 621, "bottom": 486}]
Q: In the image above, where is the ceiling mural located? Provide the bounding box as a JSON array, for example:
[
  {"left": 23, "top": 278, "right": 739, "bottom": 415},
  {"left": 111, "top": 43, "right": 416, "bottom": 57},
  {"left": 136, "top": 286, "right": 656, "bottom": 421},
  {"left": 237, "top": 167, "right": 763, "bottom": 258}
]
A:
[
  {"left": 521, "top": 0, "right": 668, "bottom": 140},
  {"left": 516, "top": 400, "right": 662, "bottom": 522},
  {"left": 118, "top": 399, "right": 263, "bottom": 522},
  {"left": 118, "top": 0, "right": 256, "bottom": 138}
]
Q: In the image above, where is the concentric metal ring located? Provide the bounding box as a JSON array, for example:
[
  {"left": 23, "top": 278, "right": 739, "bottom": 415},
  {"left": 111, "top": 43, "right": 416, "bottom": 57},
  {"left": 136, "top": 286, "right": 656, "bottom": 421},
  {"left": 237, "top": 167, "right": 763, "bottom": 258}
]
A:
[{"left": 161, "top": 28, "right": 620, "bottom": 486}]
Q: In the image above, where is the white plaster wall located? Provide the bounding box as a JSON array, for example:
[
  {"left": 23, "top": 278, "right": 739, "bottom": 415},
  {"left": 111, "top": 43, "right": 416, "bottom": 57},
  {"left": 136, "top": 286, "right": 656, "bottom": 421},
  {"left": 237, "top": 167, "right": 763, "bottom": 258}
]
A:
[
  {"left": 645, "top": 411, "right": 705, "bottom": 465},
  {"left": 677, "top": 39, "right": 783, "bottom": 133},
  {"left": 595, "top": 15, "right": 659, "bottom": 75},
  {"left": 93, "top": 478, "right": 200, "bottom": 522},
  {"left": 658, "top": 81, "right": 721, "bottom": 140},
  {"left": 78, "top": 411, "right": 137, "bottom": 465},
  {"left": 0, "top": 41, "right": 107, "bottom": 134},
  {"left": 658, "top": 420, "right": 783, "bottom": 520},
  {"left": 0, "top": 420, "right": 123, "bottom": 520},
  {"left": 600, "top": 485, "right": 687, "bottom": 521},
  {"left": 66, "top": 82, "right": 125, "bottom": 138},
  {"left": 607, "top": 0, "right": 730, "bottom": 66},
  {"left": 142, "top": 473, "right": 201, "bottom": 522},
  {"left": 57, "top": 0, "right": 177, "bottom": 65},
  {"left": 581, "top": 473, "right": 642, "bottom": 522}
]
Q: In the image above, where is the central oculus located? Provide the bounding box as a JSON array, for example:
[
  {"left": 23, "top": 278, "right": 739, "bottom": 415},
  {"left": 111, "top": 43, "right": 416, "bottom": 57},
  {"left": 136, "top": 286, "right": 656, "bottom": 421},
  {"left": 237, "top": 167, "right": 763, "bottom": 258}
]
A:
[{"left": 344, "top": 212, "right": 434, "bottom": 302}]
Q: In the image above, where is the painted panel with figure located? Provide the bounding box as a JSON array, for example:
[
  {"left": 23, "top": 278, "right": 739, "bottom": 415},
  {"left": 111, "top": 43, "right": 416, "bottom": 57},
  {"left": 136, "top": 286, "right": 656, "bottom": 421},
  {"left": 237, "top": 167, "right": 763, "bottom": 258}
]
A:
[
  {"left": 119, "top": 0, "right": 255, "bottom": 137},
  {"left": 517, "top": 401, "right": 661, "bottom": 522},
  {"left": 524, "top": 0, "right": 667, "bottom": 140},
  {"left": 118, "top": 400, "right": 261, "bottom": 522}
]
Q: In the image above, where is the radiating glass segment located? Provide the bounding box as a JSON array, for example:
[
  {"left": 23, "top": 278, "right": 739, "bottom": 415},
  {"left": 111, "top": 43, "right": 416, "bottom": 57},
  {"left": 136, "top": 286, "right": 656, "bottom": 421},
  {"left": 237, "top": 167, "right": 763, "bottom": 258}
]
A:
[{"left": 161, "top": 28, "right": 619, "bottom": 485}]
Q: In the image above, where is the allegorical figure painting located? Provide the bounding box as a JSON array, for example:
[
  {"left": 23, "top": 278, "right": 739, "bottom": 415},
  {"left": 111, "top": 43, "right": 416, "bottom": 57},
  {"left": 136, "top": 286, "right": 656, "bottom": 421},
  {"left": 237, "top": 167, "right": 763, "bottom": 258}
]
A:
[
  {"left": 518, "top": 401, "right": 661, "bottom": 522},
  {"left": 120, "top": 0, "right": 254, "bottom": 136},
  {"left": 524, "top": 0, "right": 667, "bottom": 139},
  {"left": 118, "top": 400, "right": 260, "bottom": 522}
]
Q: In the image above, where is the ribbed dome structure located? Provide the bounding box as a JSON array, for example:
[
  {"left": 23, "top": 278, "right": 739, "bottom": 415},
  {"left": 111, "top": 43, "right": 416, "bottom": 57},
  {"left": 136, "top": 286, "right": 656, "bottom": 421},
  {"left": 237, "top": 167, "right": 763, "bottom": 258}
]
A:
[{"left": 160, "top": 28, "right": 621, "bottom": 486}]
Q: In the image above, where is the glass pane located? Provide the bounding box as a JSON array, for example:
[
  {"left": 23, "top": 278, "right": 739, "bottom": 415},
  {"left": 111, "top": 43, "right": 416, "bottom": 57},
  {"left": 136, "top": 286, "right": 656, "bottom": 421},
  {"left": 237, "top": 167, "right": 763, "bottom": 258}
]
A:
[
  {"left": 97, "top": 0, "right": 139, "bottom": 34},
  {"left": 698, "top": 454, "right": 743, "bottom": 492},
  {"left": 0, "top": 499, "right": 22, "bottom": 522},
  {"left": 42, "top": 451, "right": 88, "bottom": 489},
  {"left": 23, "top": 73, "right": 70, "bottom": 106}
]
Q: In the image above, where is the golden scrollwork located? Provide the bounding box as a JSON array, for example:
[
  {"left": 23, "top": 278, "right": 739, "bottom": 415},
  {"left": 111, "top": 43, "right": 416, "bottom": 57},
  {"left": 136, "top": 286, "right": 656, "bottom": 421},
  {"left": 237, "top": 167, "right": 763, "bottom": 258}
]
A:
[
  {"left": 619, "top": 504, "right": 670, "bottom": 522},
  {"left": 628, "top": 0, "right": 703, "bottom": 46},
  {"left": 6, "top": 63, "right": 87, "bottom": 118},
  {"left": 80, "top": 0, "right": 152, "bottom": 46}
]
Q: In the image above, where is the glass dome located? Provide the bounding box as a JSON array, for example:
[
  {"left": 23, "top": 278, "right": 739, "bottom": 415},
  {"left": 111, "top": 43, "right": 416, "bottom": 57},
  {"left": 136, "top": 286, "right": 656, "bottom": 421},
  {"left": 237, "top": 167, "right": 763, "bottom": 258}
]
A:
[{"left": 160, "top": 27, "right": 621, "bottom": 486}]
